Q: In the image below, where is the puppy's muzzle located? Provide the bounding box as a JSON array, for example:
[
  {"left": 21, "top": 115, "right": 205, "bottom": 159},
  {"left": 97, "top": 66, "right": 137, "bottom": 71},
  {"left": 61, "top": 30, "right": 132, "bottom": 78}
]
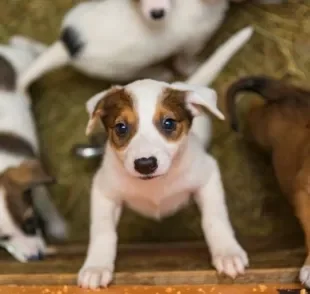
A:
[
  {"left": 134, "top": 156, "right": 158, "bottom": 175},
  {"left": 150, "top": 9, "right": 165, "bottom": 20}
]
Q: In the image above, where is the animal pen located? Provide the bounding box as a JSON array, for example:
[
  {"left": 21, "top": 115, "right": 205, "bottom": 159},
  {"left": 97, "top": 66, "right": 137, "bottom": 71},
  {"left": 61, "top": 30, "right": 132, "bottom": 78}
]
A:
[{"left": 0, "top": 0, "right": 309, "bottom": 288}]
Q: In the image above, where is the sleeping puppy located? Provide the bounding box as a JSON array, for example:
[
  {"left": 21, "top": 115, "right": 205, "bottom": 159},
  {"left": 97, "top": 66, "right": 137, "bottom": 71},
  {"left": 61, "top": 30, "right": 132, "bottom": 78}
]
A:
[
  {"left": 76, "top": 26, "right": 254, "bottom": 289},
  {"left": 225, "top": 76, "right": 310, "bottom": 288},
  {"left": 0, "top": 37, "right": 67, "bottom": 261},
  {"left": 17, "top": 0, "right": 229, "bottom": 90}
]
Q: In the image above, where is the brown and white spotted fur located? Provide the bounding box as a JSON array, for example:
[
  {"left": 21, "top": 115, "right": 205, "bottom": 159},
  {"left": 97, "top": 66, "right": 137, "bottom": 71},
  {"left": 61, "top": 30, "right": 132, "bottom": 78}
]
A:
[
  {"left": 77, "top": 26, "right": 253, "bottom": 289},
  {"left": 0, "top": 36, "right": 67, "bottom": 261},
  {"left": 226, "top": 76, "right": 310, "bottom": 288}
]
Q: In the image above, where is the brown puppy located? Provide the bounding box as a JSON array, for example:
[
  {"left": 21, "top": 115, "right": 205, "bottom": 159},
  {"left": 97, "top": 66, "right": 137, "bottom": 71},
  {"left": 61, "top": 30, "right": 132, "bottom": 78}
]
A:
[{"left": 226, "top": 75, "right": 310, "bottom": 287}]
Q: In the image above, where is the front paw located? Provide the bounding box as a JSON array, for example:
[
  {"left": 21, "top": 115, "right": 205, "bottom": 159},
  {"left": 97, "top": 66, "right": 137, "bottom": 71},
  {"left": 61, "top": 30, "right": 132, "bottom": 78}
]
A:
[
  {"left": 78, "top": 266, "right": 113, "bottom": 289},
  {"left": 3, "top": 235, "right": 46, "bottom": 262},
  {"left": 300, "top": 265, "right": 310, "bottom": 288},
  {"left": 211, "top": 242, "right": 249, "bottom": 279}
]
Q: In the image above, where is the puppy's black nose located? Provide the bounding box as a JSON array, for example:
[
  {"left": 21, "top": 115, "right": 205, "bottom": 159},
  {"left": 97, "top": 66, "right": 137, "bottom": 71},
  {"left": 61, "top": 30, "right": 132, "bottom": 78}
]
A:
[
  {"left": 134, "top": 157, "right": 158, "bottom": 175},
  {"left": 150, "top": 9, "right": 165, "bottom": 20}
]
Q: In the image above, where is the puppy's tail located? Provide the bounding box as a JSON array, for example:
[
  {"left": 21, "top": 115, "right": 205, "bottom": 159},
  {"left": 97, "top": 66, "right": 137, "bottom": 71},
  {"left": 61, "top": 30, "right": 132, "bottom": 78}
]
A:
[
  {"left": 185, "top": 26, "right": 254, "bottom": 86},
  {"left": 225, "top": 75, "right": 294, "bottom": 132},
  {"left": 17, "top": 41, "right": 70, "bottom": 91}
]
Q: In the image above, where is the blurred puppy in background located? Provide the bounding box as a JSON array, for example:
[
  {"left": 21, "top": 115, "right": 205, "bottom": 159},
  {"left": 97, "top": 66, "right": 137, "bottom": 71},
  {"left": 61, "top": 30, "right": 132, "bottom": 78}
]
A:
[
  {"left": 17, "top": 0, "right": 230, "bottom": 90},
  {"left": 226, "top": 76, "right": 310, "bottom": 288},
  {"left": 0, "top": 36, "right": 67, "bottom": 262}
]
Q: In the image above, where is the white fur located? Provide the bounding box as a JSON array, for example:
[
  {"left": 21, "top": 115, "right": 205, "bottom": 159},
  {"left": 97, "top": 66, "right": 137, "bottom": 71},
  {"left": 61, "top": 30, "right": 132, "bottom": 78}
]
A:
[
  {"left": 78, "top": 26, "right": 253, "bottom": 289},
  {"left": 17, "top": 0, "right": 229, "bottom": 90},
  {"left": 0, "top": 38, "right": 67, "bottom": 260}
]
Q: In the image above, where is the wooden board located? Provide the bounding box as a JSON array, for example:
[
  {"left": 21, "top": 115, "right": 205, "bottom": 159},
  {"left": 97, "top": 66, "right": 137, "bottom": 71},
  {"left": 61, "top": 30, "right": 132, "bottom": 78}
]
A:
[
  {"left": 0, "top": 242, "right": 305, "bottom": 285},
  {"left": 0, "top": 284, "right": 306, "bottom": 294}
]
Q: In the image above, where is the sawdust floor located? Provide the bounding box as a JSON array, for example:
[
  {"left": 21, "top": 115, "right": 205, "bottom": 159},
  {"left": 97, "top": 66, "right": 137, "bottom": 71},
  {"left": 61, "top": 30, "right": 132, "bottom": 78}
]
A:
[{"left": 0, "top": 284, "right": 305, "bottom": 294}]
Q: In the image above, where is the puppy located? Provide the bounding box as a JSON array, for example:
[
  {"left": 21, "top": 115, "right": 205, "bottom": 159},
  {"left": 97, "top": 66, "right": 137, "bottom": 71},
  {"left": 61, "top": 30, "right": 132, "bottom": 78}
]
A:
[
  {"left": 225, "top": 76, "right": 310, "bottom": 288},
  {"left": 77, "top": 26, "right": 253, "bottom": 289},
  {"left": 0, "top": 36, "right": 67, "bottom": 261},
  {"left": 17, "top": 0, "right": 230, "bottom": 90}
]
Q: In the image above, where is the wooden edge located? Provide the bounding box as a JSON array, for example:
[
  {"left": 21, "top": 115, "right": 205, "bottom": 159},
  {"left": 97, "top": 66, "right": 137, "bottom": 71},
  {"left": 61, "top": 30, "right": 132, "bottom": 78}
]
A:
[{"left": 0, "top": 268, "right": 300, "bottom": 286}]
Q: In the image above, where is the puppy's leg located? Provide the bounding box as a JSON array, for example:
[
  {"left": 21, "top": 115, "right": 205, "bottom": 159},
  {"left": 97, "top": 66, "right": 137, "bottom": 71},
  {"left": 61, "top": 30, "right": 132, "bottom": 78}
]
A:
[
  {"left": 32, "top": 185, "right": 68, "bottom": 241},
  {"left": 9, "top": 35, "right": 47, "bottom": 56},
  {"left": 78, "top": 176, "right": 122, "bottom": 289},
  {"left": 293, "top": 167, "right": 310, "bottom": 287},
  {"left": 173, "top": 37, "right": 206, "bottom": 77},
  {"left": 194, "top": 155, "right": 248, "bottom": 278},
  {"left": 135, "top": 64, "right": 175, "bottom": 82}
]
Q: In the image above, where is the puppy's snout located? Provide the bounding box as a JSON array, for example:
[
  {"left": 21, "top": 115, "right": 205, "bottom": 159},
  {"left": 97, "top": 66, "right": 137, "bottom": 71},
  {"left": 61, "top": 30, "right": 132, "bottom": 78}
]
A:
[
  {"left": 150, "top": 9, "right": 165, "bottom": 20},
  {"left": 134, "top": 156, "right": 158, "bottom": 175}
]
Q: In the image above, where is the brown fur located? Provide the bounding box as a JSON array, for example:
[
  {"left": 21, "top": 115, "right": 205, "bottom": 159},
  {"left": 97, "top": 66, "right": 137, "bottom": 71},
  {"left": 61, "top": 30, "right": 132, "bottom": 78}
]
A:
[
  {"left": 0, "top": 160, "right": 54, "bottom": 232},
  {"left": 89, "top": 87, "right": 138, "bottom": 150},
  {"left": 0, "top": 55, "right": 16, "bottom": 91},
  {"left": 154, "top": 88, "right": 193, "bottom": 142},
  {"left": 226, "top": 75, "right": 310, "bottom": 267}
]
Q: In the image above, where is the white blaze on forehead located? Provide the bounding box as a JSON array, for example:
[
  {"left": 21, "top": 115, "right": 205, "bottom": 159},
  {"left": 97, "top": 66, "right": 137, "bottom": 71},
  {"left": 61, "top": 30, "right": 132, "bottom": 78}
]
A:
[{"left": 125, "top": 79, "right": 168, "bottom": 140}]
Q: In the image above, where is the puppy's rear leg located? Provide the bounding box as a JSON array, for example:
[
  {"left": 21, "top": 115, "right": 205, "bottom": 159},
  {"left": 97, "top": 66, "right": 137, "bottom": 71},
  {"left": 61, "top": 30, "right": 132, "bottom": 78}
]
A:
[
  {"left": 294, "top": 169, "right": 310, "bottom": 287},
  {"left": 32, "top": 185, "right": 68, "bottom": 241},
  {"left": 9, "top": 36, "right": 47, "bottom": 56}
]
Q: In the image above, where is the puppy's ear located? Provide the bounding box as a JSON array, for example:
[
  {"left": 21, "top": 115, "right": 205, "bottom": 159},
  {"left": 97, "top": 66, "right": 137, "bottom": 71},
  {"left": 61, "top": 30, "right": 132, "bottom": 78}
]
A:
[
  {"left": 5, "top": 160, "right": 55, "bottom": 191},
  {"left": 85, "top": 86, "right": 123, "bottom": 137},
  {"left": 171, "top": 82, "right": 225, "bottom": 120}
]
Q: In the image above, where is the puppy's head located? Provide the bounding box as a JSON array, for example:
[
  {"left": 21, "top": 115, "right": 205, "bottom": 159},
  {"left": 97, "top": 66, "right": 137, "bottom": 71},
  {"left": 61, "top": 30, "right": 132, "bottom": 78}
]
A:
[
  {"left": 86, "top": 79, "right": 223, "bottom": 180},
  {"left": 133, "top": 0, "right": 172, "bottom": 22},
  {"left": 0, "top": 160, "right": 54, "bottom": 237}
]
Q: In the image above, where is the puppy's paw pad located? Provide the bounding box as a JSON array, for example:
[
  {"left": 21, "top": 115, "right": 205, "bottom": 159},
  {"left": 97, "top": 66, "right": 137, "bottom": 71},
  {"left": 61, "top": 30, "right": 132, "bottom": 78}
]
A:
[
  {"left": 78, "top": 267, "right": 113, "bottom": 289},
  {"left": 212, "top": 245, "right": 248, "bottom": 279},
  {"left": 300, "top": 266, "right": 310, "bottom": 288}
]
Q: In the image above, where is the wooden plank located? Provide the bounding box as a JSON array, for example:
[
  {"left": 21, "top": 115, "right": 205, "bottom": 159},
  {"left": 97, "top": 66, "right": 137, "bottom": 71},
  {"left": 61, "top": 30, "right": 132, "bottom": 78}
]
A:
[
  {"left": 0, "top": 268, "right": 300, "bottom": 286},
  {"left": 0, "top": 284, "right": 305, "bottom": 294}
]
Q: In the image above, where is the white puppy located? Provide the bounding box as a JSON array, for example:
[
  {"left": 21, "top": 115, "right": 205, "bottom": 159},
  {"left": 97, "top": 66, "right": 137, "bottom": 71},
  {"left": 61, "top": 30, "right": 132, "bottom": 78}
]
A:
[
  {"left": 0, "top": 37, "right": 67, "bottom": 261},
  {"left": 78, "top": 27, "right": 252, "bottom": 289},
  {"left": 17, "top": 0, "right": 229, "bottom": 90}
]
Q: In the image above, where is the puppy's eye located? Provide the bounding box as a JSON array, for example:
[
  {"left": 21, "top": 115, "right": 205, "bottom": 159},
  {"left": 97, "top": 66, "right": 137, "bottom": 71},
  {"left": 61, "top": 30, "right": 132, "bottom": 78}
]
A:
[
  {"left": 161, "top": 118, "right": 177, "bottom": 132},
  {"left": 114, "top": 122, "right": 128, "bottom": 136}
]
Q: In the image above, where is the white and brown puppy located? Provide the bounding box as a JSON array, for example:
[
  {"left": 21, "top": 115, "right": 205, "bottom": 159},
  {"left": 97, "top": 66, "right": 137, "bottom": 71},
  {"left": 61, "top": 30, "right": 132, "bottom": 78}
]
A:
[
  {"left": 0, "top": 37, "right": 67, "bottom": 261},
  {"left": 17, "top": 0, "right": 229, "bottom": 90},
  {"left": 78, "top": 26, "right": 253, "bottom": 289}
]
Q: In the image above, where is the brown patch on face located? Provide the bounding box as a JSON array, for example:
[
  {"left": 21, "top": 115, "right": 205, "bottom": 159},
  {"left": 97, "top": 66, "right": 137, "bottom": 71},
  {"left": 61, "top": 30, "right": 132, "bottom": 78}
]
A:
[
  {"left": 0, "top": 133, "right": 35, "bottom": 158},
  {"left": 0, "top": 55, "right": 16, "bottom": 91},
  {"left": 90, "top": 88, "right": 138, "bottom": 150},
  {"left": 154, "top": 88, "right": 193, "bottom": 142},
  {"left": 0, "top": 160, "right": 54, "bottom": 233}
]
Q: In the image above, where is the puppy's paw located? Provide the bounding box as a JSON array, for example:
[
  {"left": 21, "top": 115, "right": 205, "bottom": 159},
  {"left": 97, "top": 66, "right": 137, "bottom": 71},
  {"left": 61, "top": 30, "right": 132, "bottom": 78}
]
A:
[
  {"left": 300, "top": 265, "right": 310, "bottom": 288},
  {"left": 173, "top": 57, "right": 200, "bottom": 77},
  {"left": 5, "top": 235, "right": 46, "bottom": 262},
  {"left": 211, "top": 242, "right": 249, "bottom": 279},
  {"left": 78, "top": 267, "right": 113, "bottom": 289},
  {"left": 46, "top": 217, "right": 69, "bottom": 242},
  {"left": 9, "top": 35, "right": 47, "bottom": 55}
]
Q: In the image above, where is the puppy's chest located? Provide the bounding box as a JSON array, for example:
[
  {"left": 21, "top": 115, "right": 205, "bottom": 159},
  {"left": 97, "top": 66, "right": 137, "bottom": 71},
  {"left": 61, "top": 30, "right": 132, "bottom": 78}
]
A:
[{"left": 122, "top": 181, "right": 195, "bottom": 220}]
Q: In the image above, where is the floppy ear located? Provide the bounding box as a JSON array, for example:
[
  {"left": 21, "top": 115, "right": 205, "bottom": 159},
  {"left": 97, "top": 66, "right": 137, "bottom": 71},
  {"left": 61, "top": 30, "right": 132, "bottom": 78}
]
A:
[
  {"left": 85, "top": 86, "right": 123, "bottom": 137},
  {"left": 5, "top": 160, "right": 55, "bottom": 191},
  {"left": 171, "top": 82, "right": 225, "bottom": 120}
]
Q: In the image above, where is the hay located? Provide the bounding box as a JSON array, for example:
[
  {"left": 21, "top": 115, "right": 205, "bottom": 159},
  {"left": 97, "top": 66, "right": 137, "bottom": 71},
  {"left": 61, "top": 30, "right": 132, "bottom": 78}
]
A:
[{"left": 0, "top": 1, "right": 309, "bottom": 247}]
